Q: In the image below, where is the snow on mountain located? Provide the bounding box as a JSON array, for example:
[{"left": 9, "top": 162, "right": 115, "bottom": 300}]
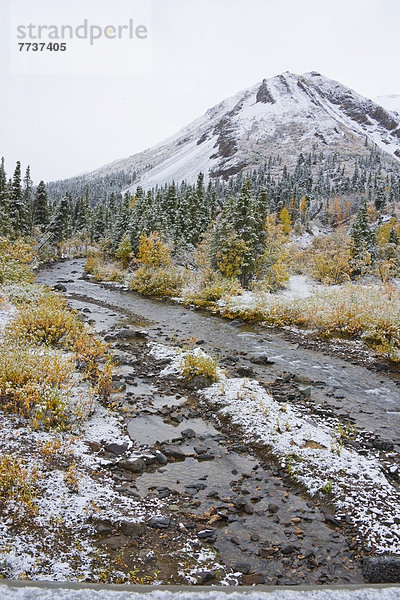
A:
[
  {"left": 89, "top": 71, "right": 400, "bottom": 190},
  {"left": 375, "top": 94, "right": 400, "bottom": 115}
]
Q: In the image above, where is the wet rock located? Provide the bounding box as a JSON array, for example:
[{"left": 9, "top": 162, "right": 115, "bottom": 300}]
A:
[
  {"left": 158, "top": 489, "right": 171, "bottom": 499},
  {"left": 250, "top": 354, "right": 275, "bottom": 366},
  {"left": 325, "top": 513, "right": 341, "bottom": 527},
  {"left": 104, "top": 329, "right": 148, "bottom": 342},
  {"left": 195, "top": 483, "right": 207, "bottom": 491},
  {"left": 104, "top": 442, "right": 128, "bottom": 456},
  {"left": 120, "top": 520, "right": 141, "bottom": 537},
  {"left": 155, "top": 358, "right": 173, "bottom": 367},
  {"left": 163, "top": 445, "right": 186, "bottom": 459},
  {"left": 373, "top": 361, "right": 388, "bottom": 372},
  {"left": 268, "top": 503, "right": 280, "bottom": 513},
  {"left": 197, "top": 529, "right": 216, "bottom": 539},
  {"left": 170, "top": 412, "right": 183, "bottom": 424},
  {"left": 207, "top": 490, "right": 219, "bottom": 499},
  {"left": 115, "top": 486, "right": 140, "bottom": 498},
  {"left": 154, "top": 450, "right": 168, "bottom": 465},
  {"left": 229, "top": 319, "right": 242, "bottom": 327},
  {"left": 196, "top": 571, "right": 215, "bottom": 585},
  {"left": 148, "top": 516, "right": 170, "bottom": 529},
  {"left": 53, "top": 283, "right": 67, "bottom": 292},
  {"left": 94, "top": 519, "right": 113, "bottom": 535},
  {"left": 363, "top": 556, "right": 400, "bottom": 583},
  {"left": 142, "top": 453, "right": 157, "bottom": 465},
  {"left": 236, "top": 366, "right": 254, "bottom": 377},
  {"left": 194, "top": 445, "right": 207, "bottom": 454},
  {"left": 196, "top": 454, "right": 215, "bottom": 461},
  {"left": 371, "top": 439, "right": 394, "bottom": 452},
  {"left": 281, "top": 544, "right": 298, "bottom": 555},
  {"left": 181, "top": 428, "right": 196, "bottom": 439},
  {"left": 118, "top": 457, "right": 146, "bottom": 473},
  {"left": 233, "top": 561, "right": 251, "bottom": 575},
  {"left": 186, "top": 375, "right": 215, "bottom": 390},
  {"left": 299, "top": 386, "right": 312, "bottom": 397}
]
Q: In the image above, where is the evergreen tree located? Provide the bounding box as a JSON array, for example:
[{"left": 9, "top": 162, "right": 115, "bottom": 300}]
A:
[
  {"left": 388, "top": 227, "right": 400, "bottom": 246},
  {"left": 23, "top": 166, "right": 33, "bottom": 234},
  {"left": 351, "top": 202, "right": 376, "bottom": 263},
  {"left": 0, "top": 157, "right": 11, "bottom": 236},
  {"left": 50, "top": 195, "right": 70, "bottom": 244},
  {"left": 33, "top": 180, "right": 49, "bottom": 230},
  {"left": 116, "top": 233, "right": 133, "bottom": 267},
  {"left": 91, "top": 204, "right": 106, "bottom": 242},
  {"left": 9, "top": 161, "right": 29, "bottom": 236}
]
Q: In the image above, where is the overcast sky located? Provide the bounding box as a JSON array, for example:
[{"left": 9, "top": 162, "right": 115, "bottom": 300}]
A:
[{"left": 1, "top": 0, "right": 400, "bottom": 183}]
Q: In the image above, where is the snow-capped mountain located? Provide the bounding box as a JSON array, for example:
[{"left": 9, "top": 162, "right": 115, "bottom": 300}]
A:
[
  {"left": 375, "top": 94, "right": 400, "bottom": 116},
  {"left": 90, "top": 71, "right": 400, "bottom": 190}
]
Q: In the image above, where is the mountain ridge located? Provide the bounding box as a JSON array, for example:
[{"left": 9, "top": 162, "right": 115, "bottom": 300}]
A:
[{"left": 66, "top": 71, "right": 400, "bottom": 191}]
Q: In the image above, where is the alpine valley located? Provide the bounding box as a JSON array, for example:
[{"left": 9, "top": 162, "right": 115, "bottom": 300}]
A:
[{"left": 1, "top": 71, "right": 400, "bottom": 588}]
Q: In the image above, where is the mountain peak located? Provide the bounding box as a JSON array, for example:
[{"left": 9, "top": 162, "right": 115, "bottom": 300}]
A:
[{"left": 89, "top": 71, "right": 400, "bottom": 189}]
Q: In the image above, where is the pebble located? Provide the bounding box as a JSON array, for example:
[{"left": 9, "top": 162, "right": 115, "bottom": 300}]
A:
[
  {"left": 162, "top": 445, "right": 186, "bottom": 459},
  {"left": 118, "top": 457, "right": 146, "bottom": 473},
  {"left": 148, "top": 516, "right": 170, "bottom": 529},
  {"left": 197, "top": 529, "right": 216, "bottom": 539}
]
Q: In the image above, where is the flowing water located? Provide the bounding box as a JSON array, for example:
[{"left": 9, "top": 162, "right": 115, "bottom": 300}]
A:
[{"left": 35, "top": 258, "right": 400, "bottom": 584}]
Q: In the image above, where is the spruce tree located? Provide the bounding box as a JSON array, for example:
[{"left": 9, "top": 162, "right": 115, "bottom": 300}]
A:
[
  {"left": 91, "top": 204, "right": 106, "bottom": 242},
  {"left": 23, "top": 166, "right": 33, "bottom": 234},
  {"left": 9, "top": 161, "right": 29, "bottom": 236},
  {"left": 232, "top": 179, "right": 259, "bottom": 286},
  {"left": 388, "top": 227, "right": 400, "bottom": 246},
  {"left": 33, "top": 180, "right": 49, "bottom": 230},
  {"left": 50, "top": 195, "right": 70, "bottom": 244},
  {"left": 351, "top": 202, "right": 376, "bottom": 263},
  {"left": 0, "top": 157, "right": 11, "bottom": 236}
]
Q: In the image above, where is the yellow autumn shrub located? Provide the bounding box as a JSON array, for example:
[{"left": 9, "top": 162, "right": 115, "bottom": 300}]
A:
[
  {"left": 0, "top": 340, "right": 73, "bottom": 429},
  {"left": 305, "top": 229, "right": 353, "bottom": 284},
  {"left": 0, "top": 237, "right": 35, "bottom": 284},
  {"left": 128, "top": 266, "right": 183, "bottom": 297},
  {"left": 181, "top": 351, "right": 219, "bottom": 382},
  {"left": 0, "top": 454, "right": 39, "bottom": 520},
  {"left": 184, "top": 269, "right": 243, "bottom": 308}
]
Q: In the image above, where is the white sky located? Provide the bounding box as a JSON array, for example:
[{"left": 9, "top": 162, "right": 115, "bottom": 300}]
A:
[{"left": 1, "top": 0, "right": 400, "bottom": 182}]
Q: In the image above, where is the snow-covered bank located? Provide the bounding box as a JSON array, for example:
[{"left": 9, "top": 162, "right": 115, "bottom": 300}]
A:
[
  {"left": 150, "top": 341, "right": 400, "bottom": 554},
  {"left": 203, "top": 377, "right": 400, "bottom": 554}
]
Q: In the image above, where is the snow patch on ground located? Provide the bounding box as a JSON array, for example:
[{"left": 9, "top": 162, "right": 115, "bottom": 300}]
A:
[
  {"left": 202, "top": 377, "right": 400, "bottom": 554},
  {"left": 0, "top": 301, "right": 16, "bottom": 335},
  {"left": 277, "top": 275, "right": 319, "bottom": 300},
  {"left": 147, "top": 340, "right": 400, "bottom": 554},
  {"left": 0, "top": 394, "right": 164, "bottom": 580}
]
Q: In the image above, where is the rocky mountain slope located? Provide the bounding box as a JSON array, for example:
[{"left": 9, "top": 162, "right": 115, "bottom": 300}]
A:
[{"left": 86, "top": 71, "right": 400, "bottom": 191}]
